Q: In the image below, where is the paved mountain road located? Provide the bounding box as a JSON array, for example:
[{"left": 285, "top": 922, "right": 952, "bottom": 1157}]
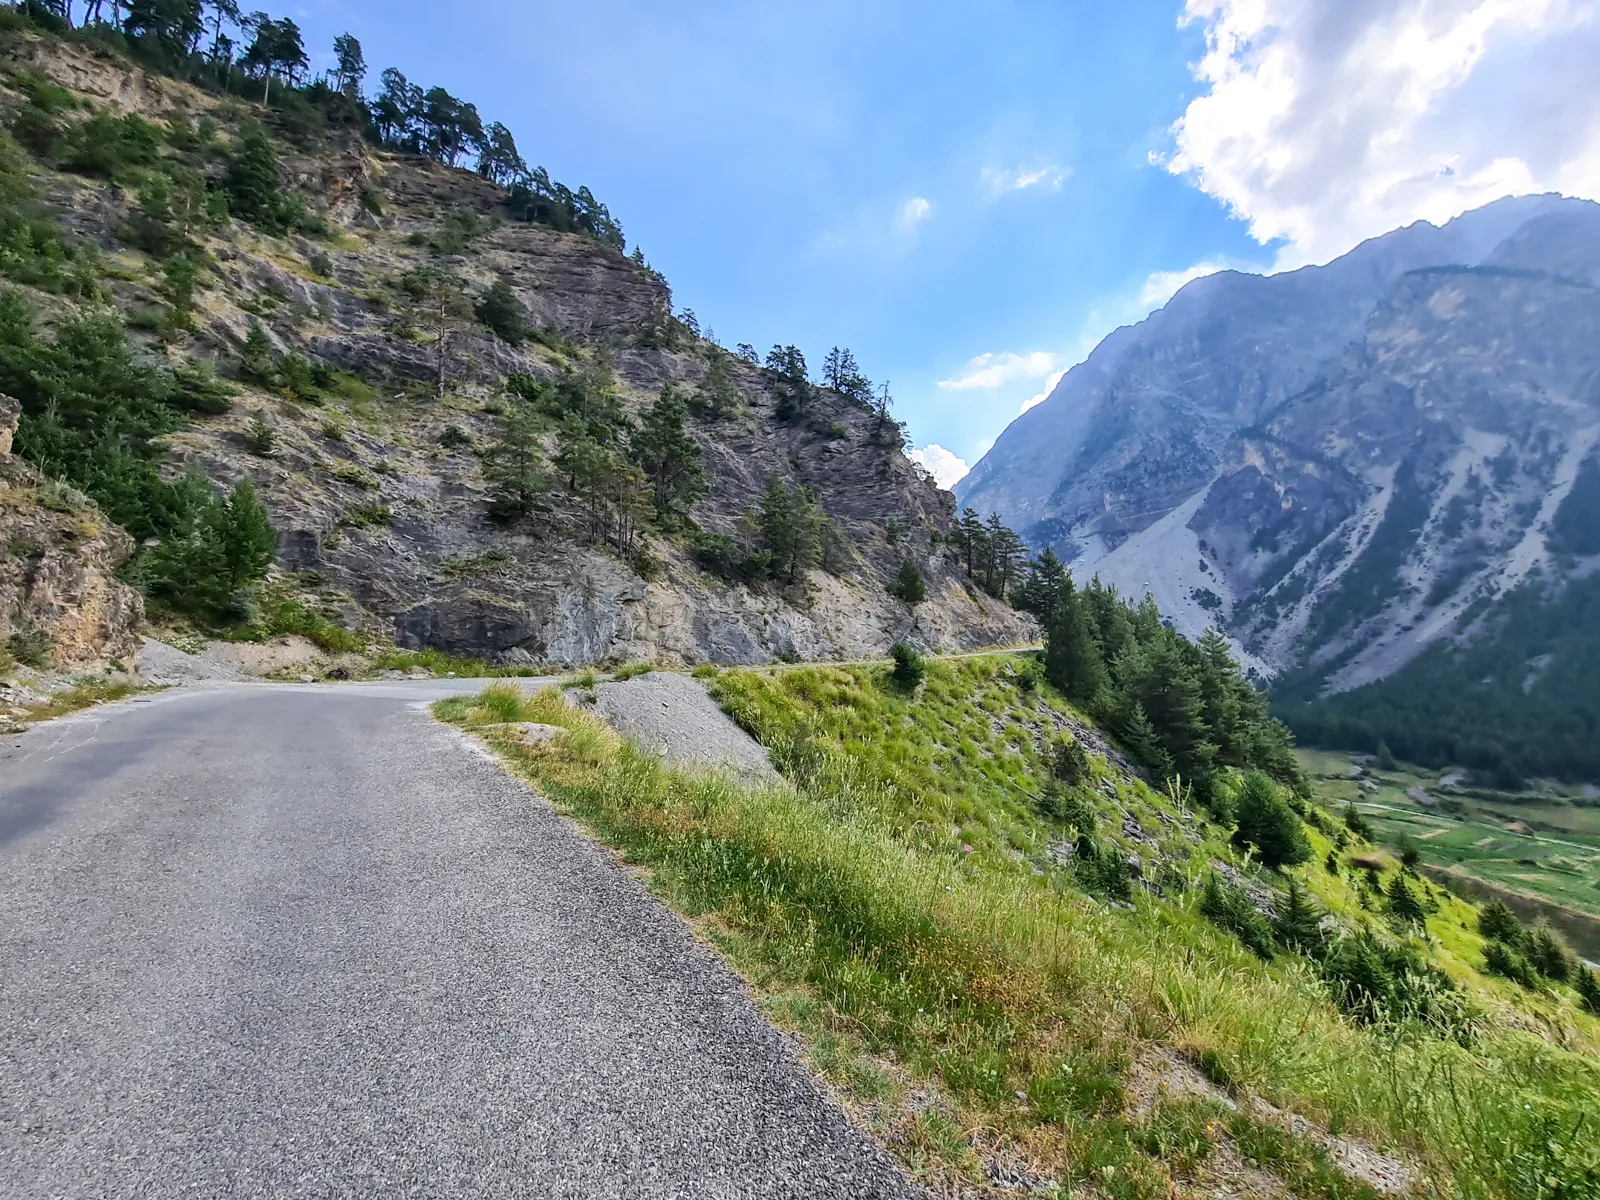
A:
[{"left": 0, "top": 682, "right": 918, "bottom": 1199}]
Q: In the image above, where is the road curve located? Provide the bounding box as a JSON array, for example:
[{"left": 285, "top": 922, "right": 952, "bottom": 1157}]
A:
[{"left": 0, "top": 682, "right": 918, "bottom": 1199}]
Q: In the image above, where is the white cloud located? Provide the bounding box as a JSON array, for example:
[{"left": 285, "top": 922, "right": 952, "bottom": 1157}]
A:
[
  {"left": 898, "top": 196, "right": 934, "bottom": 230},
  {"left": 909, "top": 444, "right": 971, "bottom": 488},
  {"left": 1139, "top": 260, "right": 1231, "bottom": 307},
  {"left": 1165, "top": 0, "right": 1600, "bottom": 267},
  {"left": 981, "top": 165, "right": 1069, "bottom": 196},
  {"left": 1019, "top": 369, "right": 1068, "bottom": 414},
  {"left": 937, "top": 350, "right": 1063, "bottom": 391}
]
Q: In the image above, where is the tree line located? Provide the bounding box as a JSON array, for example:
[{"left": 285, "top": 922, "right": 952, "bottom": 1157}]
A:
[
  {"left": 11, "top": 1, "right": 625, "bottom": 248},
  {"left": 1032, "top": 570, "right": 1306, "bottom": 808}
]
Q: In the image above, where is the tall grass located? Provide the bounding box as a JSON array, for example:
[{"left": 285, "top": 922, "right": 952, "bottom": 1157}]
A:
[{"left": 438, "top": 674, "right": 1600, "bottom": 1200}]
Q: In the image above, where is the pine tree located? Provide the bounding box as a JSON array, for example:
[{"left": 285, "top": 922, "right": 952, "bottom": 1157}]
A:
[
  {"left": 1386, "top": 875, "right": 1426, "bottom": 926},
  {"left": 1119, "top": 701, "right": 1172, "bottom": 776},
  {"left": 889, "top": 559, "right": 925, "bottom": 604},
  {"left": 1232, "top": 771, "right": 1311, "bottom": 869},
  {"left": 1477, "top": 899, "right": 1524, "bottom": 945},
  {"left": 1578, "top": 966, "right": 1600, "bottom": 1015},
  {"left": 1528, "top": 922, "right": 1574, "bottom": 982},
  {"left": 208, "top": 478, "right": 276, "bottom": 591},
  {"left": 1275, "top": 877, "right": 1327, "bottom": 957},
  {"left": 693, "top": 355, "right": 742, "bottom": 420},
  {"left": 1045, "top": 592, "right": 1111, "bottom": 708},
  {"left": 1015, "top": 547, "right": 1070, "bottom": 624},
  {"left": 222, "top": 123, "right": 281, "bottom": 227},
  {"left": 331, "top": 32, "right": 366, "bottom": 95},
  {"left": 474, "top": 280, "right": 524, "bottom": 344},
  {"left": 630, "top": 384, "right": 706, "bottom": 521},
  {"left": 482, "top": 404, "right": 548, "bottom": 522}
]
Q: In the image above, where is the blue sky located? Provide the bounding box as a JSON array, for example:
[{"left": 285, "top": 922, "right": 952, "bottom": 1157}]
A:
[{"left": 284, "top": 0, "right": 1600, "bottom": 484}]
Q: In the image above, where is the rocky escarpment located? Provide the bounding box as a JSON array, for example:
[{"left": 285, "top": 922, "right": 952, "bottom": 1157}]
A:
[
  {"left": 0, "top": 394, "right": 143, "bottom": 672},
  {"left": 2, "top": 36, "right": 1031, "bottom": 667},
  {"left": 959, "top": 194, "right": 1600, "bottom": 688}
]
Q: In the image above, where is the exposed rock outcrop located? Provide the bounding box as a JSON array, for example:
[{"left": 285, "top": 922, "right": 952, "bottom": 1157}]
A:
[{"left": 0, "top": 395, "right": 144, "bottom": 671}]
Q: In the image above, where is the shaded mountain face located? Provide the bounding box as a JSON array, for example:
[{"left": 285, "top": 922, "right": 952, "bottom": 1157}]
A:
[{"left": 958, "top": 195, "right": 1600, "bottom": 690}]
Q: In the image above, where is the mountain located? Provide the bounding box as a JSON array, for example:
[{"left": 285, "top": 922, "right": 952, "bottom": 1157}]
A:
[
  {"left": 0, "top": 25, "right": 1030, "bottom": 672},
  {"left": 959, "top": 195, "right": 1600, "bottom": 777}
]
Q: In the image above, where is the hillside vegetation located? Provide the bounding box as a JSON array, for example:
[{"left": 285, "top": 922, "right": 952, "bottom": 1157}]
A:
[
  {"left": 0, "top": 7, "right": 1030, "bottom": 674},
  {"left": 441, "top": 652, "right": 1600, "bottom": 1200}
]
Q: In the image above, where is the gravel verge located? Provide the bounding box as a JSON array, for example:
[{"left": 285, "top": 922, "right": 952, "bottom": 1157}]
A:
[{"left": 592, "top": 671, "right": 782, "bottom": 785}]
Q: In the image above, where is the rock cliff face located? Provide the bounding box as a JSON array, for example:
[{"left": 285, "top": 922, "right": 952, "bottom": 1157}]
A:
[
  {"left": 0, "top": 394, "right": 144, "bottom": 670},
  {"left": 958, "top": 195, "right": 1600, "bottom": 689},
  {"left": 3, "top": 37, "right": 1031, "bottom": 666}
]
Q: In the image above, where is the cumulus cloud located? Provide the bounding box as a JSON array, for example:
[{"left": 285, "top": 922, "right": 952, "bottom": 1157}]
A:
[
  {"left": 937, "top": 350, "right": 1063, "bottom": 391},
  {"left": 1019, "top": 369, "right": 1068, "bottom": 414},
  {"left": 1139, "top": 260, "right": 1231, "bottom": 306},
  {"left": 1165, "top": 0, "right": 1600, "bottom": 267},
  {"left": 981, "top": 165, "right": 1068, "bottom": 196},
  {"left": 909, "top": 444, "right": 971, "bottom": 488}
]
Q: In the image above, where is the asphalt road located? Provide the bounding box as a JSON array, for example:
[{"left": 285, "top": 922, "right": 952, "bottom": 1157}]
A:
[{"left": 0, "top": 682, "right": 918, "bottom": 1199}]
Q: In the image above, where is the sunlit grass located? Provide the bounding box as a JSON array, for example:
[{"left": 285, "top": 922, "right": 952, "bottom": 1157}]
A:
[{"left": 437, "top": 666, "right": 1600, "bottom": 1200}]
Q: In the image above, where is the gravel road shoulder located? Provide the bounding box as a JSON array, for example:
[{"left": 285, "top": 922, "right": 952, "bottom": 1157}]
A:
[{"left": 591, "top": 671, "right": 782, "bottom": 785}]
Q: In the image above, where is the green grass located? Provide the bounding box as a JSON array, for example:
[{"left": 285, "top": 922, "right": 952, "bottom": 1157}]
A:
[
  {"left": 439, "top": 664, "right": 1600, "bottom": 1200},
  {"left": 1301, "top": 749, "right": 1600, "bottom": 921},
  {"left": 22, "top": 676, "right": 146, "bottom": 723}
]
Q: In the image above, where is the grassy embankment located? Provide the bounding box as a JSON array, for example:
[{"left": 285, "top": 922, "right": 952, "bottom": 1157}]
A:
[{"left": 438, "top": 656, "right": 1600, "bottom": 1200}]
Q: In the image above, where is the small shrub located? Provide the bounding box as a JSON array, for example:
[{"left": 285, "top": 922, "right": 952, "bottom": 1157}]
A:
[
  {"left": 475, "top": 279, "right": 525, "bottom": 344},
  {"left": 6, "top": 625, "right": 54, "bottom": 669},
  {"left": 1049, "top": 735, "right": 1091, "bottom": 786},
  {"left": 439, "top": 424, "right": 472, "bottom": 450},
  {"left": 1343, "top": 801, "right": 1375, "bottom": 841},
  {"left": 1075, "top": 841, "right": 1134, "bottom": 902},
  {"left": 244, "top": 414, "right": 276, "bottom": 456},
  {"left": 1484, "top": 939, "right": 1540, "bottom": 989},
  {"left": 1199, "top": 874, "right": 1275, "bottom": 959},
  {"left": 1397, "top": 834, "right": 1421, "bottom": 870},
  {"left": 613, "top": 663, "right": 655, "bottom": 681},
  {"left": 342, "top": 502, "right": 391, "bottom": 528},
  {"left": 889, "top": 641, "right": 925, "bottom": 690},
  {"left": 1036, "top": 779, "right": 1096, "bottom": 840}
]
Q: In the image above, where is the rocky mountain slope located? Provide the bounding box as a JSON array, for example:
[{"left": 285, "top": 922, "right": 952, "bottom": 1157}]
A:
[
  {"left": 959, "top": 195, "right": 1600, "bottom": 696},
  {"left": 0, "top": 29, "right": 1029, "bottom": 668},
  {"left": 0, "top": 392, "right": 142, "bottom": 674}
]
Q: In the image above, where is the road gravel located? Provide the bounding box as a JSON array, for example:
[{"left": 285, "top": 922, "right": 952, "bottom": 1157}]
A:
[{"left": 0, "top": 681, "right": 918, "bottom": 1198}]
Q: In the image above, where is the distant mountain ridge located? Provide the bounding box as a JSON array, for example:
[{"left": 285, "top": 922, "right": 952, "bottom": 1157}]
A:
[{"left": 958, "top": 195, "right": 1600, "bottom": 704}]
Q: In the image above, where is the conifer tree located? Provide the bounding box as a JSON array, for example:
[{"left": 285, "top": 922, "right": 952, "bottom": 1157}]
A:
[
  {"left": 1386, "top": 875, "right": 1426, "bottom": 926},
  {"left": 1528, "top": 922, "right": 1574, "bottom": 982},
  {"left": 1478, "top": 899, "right": 1524, "bottom": 945},
  {"left": 889, "top": 559, "right": 925, "bottom": 604},
  {"left": 630, "top": 384, "right": 706, "bottom": 522},
  {"left": 1578, "top": 966, "right": 1600, "bottom": 1015},
  {"left": 482, "top": 404, "right": 548, "bottom": 522},
  {"left": 1232, "top": 771, "right": 1310, "bottom": 869},
  {"left": 1275, "top": 877, "right": 1327, "bottom": 956}
]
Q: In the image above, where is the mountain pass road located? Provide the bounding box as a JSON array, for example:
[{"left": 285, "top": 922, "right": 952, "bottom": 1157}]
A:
[{"left": 0, "top": 681, "right": 917, "bottom": 1198}]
